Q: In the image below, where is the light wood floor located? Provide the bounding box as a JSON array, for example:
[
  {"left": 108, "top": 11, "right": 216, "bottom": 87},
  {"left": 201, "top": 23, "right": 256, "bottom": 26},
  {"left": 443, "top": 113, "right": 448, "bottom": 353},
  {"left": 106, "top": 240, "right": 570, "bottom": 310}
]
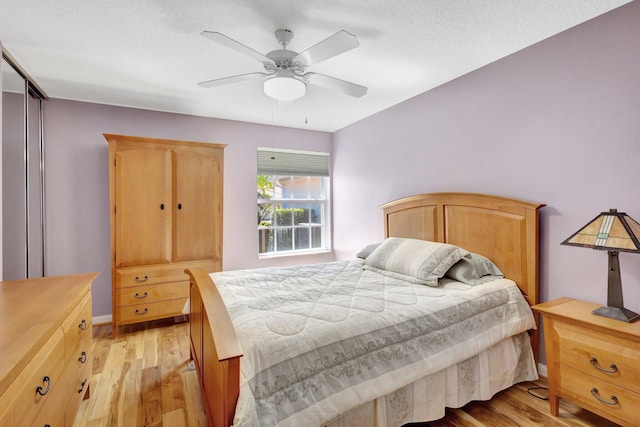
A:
[{"left": 74, "top": 318, "right": 620, "bottom": 427}]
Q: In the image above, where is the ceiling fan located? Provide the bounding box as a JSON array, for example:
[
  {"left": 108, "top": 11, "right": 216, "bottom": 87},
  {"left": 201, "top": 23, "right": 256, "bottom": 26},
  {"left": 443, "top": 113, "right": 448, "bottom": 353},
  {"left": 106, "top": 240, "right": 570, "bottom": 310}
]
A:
[{"left": 198, "top": 29, "right": 368, "bottom": 101}]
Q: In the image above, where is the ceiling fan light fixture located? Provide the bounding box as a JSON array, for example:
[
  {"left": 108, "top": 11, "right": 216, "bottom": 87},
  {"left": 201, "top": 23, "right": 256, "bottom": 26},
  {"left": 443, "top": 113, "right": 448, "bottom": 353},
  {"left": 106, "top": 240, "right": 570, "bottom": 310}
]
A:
[{"left": 263, "top": 75, "right": 306, "bottom": 101}]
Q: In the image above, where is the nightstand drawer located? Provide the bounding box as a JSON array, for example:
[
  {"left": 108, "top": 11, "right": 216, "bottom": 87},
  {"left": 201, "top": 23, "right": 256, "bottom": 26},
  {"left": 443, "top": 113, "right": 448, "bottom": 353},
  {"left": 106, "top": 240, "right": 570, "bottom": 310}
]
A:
[
  {"left": 560, "top": 366, "right": 640, "bottom": 425},
  {"left": 555, "top": 322, "right": 640, "bottom": 394}
]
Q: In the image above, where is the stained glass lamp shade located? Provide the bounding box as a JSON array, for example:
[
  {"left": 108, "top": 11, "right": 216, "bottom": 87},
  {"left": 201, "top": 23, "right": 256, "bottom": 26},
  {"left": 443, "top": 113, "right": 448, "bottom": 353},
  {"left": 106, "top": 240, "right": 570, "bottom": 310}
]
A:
[{"left": 561, "top": 209, "right": 640, "bottom": 322}]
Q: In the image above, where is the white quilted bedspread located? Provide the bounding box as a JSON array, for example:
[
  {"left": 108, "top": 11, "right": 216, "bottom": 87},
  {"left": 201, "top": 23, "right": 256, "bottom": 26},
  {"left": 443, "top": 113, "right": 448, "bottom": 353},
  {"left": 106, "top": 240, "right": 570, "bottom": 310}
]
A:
[{"left": 209, "top": 260, "right": 535, "bottom": 427}]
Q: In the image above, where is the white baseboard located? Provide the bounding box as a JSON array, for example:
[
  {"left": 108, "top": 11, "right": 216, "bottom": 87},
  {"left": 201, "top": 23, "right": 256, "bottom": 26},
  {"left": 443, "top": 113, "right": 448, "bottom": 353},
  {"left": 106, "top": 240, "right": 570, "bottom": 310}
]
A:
[
  {"left": 537, "top": 362, "right": 548, "bottom": 379},
  {"left": 93, "top": 314, "right": 112, "bottom": 326}
]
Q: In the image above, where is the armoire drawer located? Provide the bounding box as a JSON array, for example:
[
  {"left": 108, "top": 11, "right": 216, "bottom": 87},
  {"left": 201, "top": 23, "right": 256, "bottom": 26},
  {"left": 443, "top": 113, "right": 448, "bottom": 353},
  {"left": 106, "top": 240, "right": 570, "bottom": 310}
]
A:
[
  {"left": 116, "top": 265, "right": 188, "bottom": 288},
  {"left": 116, "top": 260, "right": 220, "bottom": 288},
  {"left": 118, "top": 298, "right": 189, "bottom": 324},
  {"left": 116, "top": 281, "right": 189, "bottom": 306},
  {"left": 0, "top": 328, "right": 65, "bottom": 427}
]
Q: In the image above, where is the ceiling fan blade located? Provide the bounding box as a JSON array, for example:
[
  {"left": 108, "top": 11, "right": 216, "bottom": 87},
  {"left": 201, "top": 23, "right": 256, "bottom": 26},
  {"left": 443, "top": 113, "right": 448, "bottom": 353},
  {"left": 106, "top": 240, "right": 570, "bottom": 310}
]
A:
[
  {"left": 198, "top": 72, "right": 267, "bottom": 88},
  {"left": 201, "top": 31, "right": 273, "bottom": 64},
  {"left": 305, "top": 73, "right": 367, "bottom": 98},
  {"left": 295, "top": 30, "right": 360, "bottom": 67}
]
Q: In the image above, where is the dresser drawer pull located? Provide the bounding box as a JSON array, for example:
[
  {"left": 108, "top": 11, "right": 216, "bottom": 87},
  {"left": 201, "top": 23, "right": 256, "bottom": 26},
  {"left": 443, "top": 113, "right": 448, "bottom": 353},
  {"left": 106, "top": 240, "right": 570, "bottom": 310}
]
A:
[
  {"left": 590, "top": 388, "right": 618, "bottom": 406},
  {"left": 79, "top": 319, "right": 88, "bottom": 331},
  {"left": 135, "top": 308, "right": 148, "bottom": 315},
  {"left": 78, "top": 378, "right": 88, "bottom": 394},
  {"left": 135, "top": 275, "right": 149, "bottom": 282},
  {"left": 590, "top": 357, "right": 618, "bottom": 374},
  {"left": 135, "top": 291, "right": 148, "bottom": 299},
  {"left": 79, "top": 351, "right": 88, "bottom": 364},
  {"left": 35, "top": 376, "right": 51, "bottom": 396}
]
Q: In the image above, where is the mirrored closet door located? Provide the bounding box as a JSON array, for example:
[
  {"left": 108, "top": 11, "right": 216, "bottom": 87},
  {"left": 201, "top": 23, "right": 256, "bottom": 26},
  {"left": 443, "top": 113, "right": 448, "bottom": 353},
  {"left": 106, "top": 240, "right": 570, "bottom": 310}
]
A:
[{"left": 2, "top": 50, "right": 47, "bottom": 280}]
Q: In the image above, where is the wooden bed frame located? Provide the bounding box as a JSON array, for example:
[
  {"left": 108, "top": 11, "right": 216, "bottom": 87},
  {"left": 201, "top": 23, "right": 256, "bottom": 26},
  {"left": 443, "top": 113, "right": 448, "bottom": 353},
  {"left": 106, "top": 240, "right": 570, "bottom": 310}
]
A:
[{"left": 185, "top": 192, "right": 544, "bottom": 427}]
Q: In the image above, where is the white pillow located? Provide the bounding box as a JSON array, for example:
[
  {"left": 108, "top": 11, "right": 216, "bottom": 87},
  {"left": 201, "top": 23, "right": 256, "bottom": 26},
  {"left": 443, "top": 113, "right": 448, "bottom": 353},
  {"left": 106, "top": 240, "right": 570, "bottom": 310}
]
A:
[
  {"left": 363, "top": 237, "right": 469, "bottom": 286},
  {"left": 445, "top": 253, "right": 504, "bottom": 285}
]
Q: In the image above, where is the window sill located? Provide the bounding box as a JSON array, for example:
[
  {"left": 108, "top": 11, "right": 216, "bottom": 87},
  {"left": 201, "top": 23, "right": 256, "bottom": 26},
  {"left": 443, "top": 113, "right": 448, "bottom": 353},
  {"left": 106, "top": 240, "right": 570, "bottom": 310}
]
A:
[{"left": 258, "top": 248, "right": 331, "bottom": 259}]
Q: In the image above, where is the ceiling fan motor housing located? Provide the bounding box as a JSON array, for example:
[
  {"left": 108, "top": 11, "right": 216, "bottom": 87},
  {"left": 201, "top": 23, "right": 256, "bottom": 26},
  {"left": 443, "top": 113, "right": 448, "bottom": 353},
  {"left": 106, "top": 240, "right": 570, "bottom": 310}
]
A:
[
  {"left": 265, "top": 49, "right": 305, "bottom": 75},
  {"left": 275, "top": 29, "right": 294, "bottom": 46}
]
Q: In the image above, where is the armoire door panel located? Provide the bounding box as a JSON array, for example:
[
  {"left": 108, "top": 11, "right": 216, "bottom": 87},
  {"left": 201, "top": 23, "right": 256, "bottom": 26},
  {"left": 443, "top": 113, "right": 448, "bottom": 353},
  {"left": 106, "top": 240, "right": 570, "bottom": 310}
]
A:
[
  {"left": 115, "top": 149, "right": 172, "bottom": 266},
  {"left": 172, "top": 150, "right": 222, "bottom": 262}
]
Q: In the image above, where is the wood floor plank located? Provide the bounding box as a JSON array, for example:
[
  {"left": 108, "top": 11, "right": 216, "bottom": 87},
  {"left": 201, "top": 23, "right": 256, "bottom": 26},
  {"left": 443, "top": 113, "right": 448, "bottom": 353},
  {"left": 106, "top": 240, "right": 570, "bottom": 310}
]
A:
[
  {"left": 163, "top": 408, "right": 188, "bottom": 427},
  {"left": 74, "top": 319, "right": 623, "bottom": 427},
  {"left": 116, "top": 359, "right": 142, "bottom": 427},
  {"left": 142, "top": 328, "right": 159, "bottom": 369},
  {"left": 137, "top": 365, "right": 163, "bottom": 427}
]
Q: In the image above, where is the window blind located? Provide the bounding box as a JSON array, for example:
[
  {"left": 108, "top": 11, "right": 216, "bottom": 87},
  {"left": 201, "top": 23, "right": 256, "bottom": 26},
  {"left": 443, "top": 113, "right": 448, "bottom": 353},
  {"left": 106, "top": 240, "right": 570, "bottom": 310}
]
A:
[{"left": 257, "top": 148, "right": 330, "bottom": 177}]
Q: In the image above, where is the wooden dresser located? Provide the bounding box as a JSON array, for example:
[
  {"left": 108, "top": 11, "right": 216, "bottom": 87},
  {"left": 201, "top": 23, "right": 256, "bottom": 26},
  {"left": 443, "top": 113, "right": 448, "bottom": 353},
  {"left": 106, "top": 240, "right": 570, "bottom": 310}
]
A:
[
  {"left": 106, "top": 134, "right": 226, "bottom": 337},
  {"left": 534, "top": 297, "right": 640, "bottom": 427},
  {"left": 0, "top": 273, "right": 97, "bottom": 427}
]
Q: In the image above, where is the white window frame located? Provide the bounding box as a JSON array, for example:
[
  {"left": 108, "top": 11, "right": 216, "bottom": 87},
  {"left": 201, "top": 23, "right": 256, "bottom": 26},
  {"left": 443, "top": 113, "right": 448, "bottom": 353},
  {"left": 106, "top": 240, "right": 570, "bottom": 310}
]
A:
[{"left": 257, "top": 148, "right": 331, "bottom": 258}]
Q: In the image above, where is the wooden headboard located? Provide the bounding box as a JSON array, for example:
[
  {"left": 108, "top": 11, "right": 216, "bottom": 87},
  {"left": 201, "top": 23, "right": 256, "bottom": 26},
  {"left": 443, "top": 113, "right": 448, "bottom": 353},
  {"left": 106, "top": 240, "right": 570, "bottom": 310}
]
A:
[
  {"left": 381, "top": 193, "right": 545, "bottom": 357},
  {"left": 381, "top": 192, "right": 544, "bottom": 305}
]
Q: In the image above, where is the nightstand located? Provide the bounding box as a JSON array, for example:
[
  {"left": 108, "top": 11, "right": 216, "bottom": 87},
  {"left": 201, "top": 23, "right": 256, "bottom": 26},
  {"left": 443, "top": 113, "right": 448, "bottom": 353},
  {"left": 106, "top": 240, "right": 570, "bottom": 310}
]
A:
[{"left": 533, "top": 298, "right": 640, "bottom": 427}]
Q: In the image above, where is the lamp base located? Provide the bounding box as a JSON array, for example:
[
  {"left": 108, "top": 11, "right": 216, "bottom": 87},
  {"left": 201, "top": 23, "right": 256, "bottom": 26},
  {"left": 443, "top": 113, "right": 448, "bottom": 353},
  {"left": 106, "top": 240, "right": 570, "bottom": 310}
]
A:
[{"left": 592, "top": 306, "right": 640, "bottom": 323}]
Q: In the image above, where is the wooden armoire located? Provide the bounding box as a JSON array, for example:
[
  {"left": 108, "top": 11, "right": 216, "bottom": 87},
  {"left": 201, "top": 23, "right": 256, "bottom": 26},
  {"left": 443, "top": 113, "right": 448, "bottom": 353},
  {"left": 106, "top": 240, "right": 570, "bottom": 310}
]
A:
[{"left": 106, "top": 134, "right": 226, "bottom": 337}]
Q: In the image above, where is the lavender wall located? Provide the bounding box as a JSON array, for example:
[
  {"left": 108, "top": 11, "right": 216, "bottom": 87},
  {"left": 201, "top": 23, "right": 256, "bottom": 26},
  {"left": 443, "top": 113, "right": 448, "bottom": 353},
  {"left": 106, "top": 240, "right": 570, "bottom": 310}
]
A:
[
  {"left": 333, "top": 0, "right": 640, "bottom": 327},
  {"left": 43, "top": 100, "right": 332, "bottom": 317},
  {"left": 0, "top": 44, "right": 3, "bottom": 276}
]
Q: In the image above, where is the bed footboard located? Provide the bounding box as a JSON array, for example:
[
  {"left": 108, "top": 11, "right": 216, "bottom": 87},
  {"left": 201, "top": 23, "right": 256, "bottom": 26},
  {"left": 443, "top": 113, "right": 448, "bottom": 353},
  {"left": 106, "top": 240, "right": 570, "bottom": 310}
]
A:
[{"left": 186, "top": 268, "right": 243, "bottom": 427}]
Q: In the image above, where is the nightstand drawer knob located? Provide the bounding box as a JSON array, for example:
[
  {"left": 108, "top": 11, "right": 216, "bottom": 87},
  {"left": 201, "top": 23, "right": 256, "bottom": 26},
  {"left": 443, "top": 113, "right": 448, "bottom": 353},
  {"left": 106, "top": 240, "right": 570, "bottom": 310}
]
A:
[
  {"left": 590, "top": 388, "right": 618, "bottom": 406},
  {"left": 589, "top": 357, "right": 618, "bottom": 374}
]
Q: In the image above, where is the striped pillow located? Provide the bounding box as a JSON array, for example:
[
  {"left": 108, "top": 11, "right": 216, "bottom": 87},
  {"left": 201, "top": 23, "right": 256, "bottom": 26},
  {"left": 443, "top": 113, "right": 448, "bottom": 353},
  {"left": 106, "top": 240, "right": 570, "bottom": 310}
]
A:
[{"left": 363, "top": 237, "right": 469, "bottom": 286}]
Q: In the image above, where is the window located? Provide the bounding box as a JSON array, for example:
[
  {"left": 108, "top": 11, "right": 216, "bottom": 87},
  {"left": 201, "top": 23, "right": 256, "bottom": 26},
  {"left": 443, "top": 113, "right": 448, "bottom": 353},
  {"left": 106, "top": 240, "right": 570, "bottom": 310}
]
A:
[{"left": 257, "top": 148, "right": 330, "bottom": 256}]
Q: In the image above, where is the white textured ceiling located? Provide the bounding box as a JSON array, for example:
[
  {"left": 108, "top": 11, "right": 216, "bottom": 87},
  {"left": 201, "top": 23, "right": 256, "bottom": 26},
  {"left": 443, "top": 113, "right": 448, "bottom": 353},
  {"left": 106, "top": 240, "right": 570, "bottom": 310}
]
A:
[{"left": 0, "top": 0, "right": 631, "bottom": 132}]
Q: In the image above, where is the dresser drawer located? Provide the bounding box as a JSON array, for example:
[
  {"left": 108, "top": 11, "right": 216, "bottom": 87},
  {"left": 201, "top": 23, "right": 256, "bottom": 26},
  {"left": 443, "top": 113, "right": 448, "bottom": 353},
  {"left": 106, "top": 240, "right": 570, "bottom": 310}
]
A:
[
  {"left": 63, "top": 354, "right": 91, "bottom": 427},
  {"left": 61, "top": 293, "right": 92, "bottom": 363},
  {"left": 555, "top": 322, "right": 640, "bottom": 394},
  {"left": 0, "top": 328, "right": 65, "bottom": 427},
  {"left": 117, "top": 298, "right": 189, "bottom": 324},
  {"left": 116, "top": 281, "right": 189, "bottom": 306},
  {"left": 68, "top": 329, "right": 92, "bottom": 376},
  {"left": 560, "top": 366, "right": 640, "bottom": 425},
  {"left": 32, "top": 398, "right": 65, "bottom": 427}
]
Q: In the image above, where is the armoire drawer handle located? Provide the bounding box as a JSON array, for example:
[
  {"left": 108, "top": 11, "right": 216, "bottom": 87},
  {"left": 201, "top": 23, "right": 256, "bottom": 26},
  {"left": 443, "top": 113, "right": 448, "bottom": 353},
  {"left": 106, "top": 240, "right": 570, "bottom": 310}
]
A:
[
  {"left": 79, "top": 351, "right": 88, "bottom": 364},
  {"left": 135, "top": 291, "right": 148, "bottom": 299},
  {"left": 135, "top": 308, "right": 148, "bottom": 315},
  {"left": 35, "top": 376, "right": 51, "bottom": 396},
  {"left": 590, "top": 357, "right": 618, "bottom": 374},
  {"left": 591, "top": 387, "right": 618, "bottom": 405},
  {"left": 78, "top": 378, "right": 88, "bottom": 394},
  {"left": 78, "top": 319, "right": 87, "bottom": 331},
  {"left": 135, "top": 275, "right": 149, "bottom": 282},
  {"left": 178, "top": 203, "right": 182, "bottom": 210},
  {"left": 160, "top": 203, "right": 165, "bottom": 210}
]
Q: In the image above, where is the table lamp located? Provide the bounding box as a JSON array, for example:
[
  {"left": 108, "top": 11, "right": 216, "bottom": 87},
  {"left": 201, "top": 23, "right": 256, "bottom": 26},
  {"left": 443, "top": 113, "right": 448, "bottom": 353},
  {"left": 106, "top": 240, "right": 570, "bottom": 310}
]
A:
[{"left": 561, "top": 209, "right": 640, "bottom": 322}]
